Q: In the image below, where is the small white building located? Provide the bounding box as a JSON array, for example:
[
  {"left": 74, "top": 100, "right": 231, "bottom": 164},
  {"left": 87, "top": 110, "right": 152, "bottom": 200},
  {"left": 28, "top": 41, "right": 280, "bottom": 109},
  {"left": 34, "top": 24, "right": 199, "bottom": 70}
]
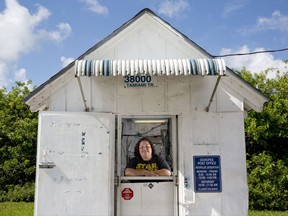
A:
[{"left": 25, "top": 8, "right": 268, "bottom": 216}]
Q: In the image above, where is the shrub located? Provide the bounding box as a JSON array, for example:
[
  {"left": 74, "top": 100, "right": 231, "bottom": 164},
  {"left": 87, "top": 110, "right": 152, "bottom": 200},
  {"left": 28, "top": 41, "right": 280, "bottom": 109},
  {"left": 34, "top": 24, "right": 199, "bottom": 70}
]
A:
[
  {"left": 0, "top": 182, "right": 34, "bottom": 202},
  {"left": 247, "top": 152, "right": 288, "bottom": 210}
]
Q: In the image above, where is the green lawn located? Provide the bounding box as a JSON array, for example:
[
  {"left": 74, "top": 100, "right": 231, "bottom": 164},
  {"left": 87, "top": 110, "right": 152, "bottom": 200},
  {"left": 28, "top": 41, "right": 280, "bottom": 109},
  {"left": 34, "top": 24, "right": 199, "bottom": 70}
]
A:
[
  {"left": 249, "top": 211, "right": 288, "bottom": 216},
  {"left": 0, "top": 202, "right": 287, "bottom": 216},
  {"left": 0, "top": 202, "right": 34, "bottom": 216}
]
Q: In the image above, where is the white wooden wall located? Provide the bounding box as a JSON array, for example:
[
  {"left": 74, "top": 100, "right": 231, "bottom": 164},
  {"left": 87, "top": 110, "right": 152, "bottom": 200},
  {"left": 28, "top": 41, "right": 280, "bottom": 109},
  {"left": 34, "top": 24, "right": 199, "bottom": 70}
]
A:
[
  {"left": 50, "top": 76, "right": 242, "bottom": 113},
  {"left": 48, "top": 75, "right": 248, "bottom": 216}
]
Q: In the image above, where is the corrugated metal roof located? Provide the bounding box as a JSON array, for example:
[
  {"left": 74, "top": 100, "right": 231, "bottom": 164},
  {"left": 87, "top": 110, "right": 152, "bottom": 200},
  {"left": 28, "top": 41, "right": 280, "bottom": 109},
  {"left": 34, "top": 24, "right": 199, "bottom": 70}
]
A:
[{"left": 74, "top": 58, "right": 226, "bottom": 77}]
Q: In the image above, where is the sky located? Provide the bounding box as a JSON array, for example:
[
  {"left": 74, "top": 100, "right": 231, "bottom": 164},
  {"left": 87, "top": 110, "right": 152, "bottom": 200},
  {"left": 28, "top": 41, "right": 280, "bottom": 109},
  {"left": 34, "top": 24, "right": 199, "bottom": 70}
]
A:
[{"left": 0, "top": 0, "right": 287, "bottom": 89}]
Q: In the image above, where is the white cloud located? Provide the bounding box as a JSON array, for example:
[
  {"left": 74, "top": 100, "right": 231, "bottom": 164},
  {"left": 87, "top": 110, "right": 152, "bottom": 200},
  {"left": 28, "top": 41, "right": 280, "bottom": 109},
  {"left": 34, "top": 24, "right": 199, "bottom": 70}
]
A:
[
  {"left": 257, "top": 11, "right": 288, "bottom": 32},
  {"left": 0, "top": 61, "right": 10, "bottom": 88},
  {"left": 81, "top": 0, "right": 108, "bottom": 15},
  {"left": 0, "top": 0, "right": 49, "bottom": 62},
  {"left": 0, "top": 0, "right": 72, "bottom": 88},
  {"left": 14, "top": 67, "right": 33, "bottom": 90},
  {"left": 222, "top": 0, "right": 247, "bottom": 18},
  {"left": 239, "top": 10, "right": 288, "bottom": 35},
  {"left": 14, "top": 68, "right": 28, "bottom": 82},
  {"left": 30, "top": 3, "right": 50, "bottom": 25},
  {"left": 158, "top": 0, "right": 189, "bottom": 18},
  {"left": 220, "top": 45, "right": 287, "bottom": 78},
  {"left": 38, "top": 22, "right": 72, "bottom": 42},
  {"left": 0, "top": 61, "right": 28, "bottom": 88},
  {"left": 61, "top": 56, "right": 75, "bottom": 68}
]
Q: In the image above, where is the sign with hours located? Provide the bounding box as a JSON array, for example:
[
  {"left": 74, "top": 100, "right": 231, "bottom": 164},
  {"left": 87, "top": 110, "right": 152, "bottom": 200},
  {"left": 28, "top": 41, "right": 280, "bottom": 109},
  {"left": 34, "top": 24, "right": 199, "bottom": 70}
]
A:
[{"left": 193, "top": 155, "right": 222, "bottom": 193}]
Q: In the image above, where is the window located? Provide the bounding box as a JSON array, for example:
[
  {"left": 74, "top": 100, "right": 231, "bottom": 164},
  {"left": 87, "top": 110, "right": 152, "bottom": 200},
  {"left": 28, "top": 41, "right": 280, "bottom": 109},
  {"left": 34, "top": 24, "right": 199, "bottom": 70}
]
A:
[{"left": 119, "top": 117, "right": 173, "bottom": 176}]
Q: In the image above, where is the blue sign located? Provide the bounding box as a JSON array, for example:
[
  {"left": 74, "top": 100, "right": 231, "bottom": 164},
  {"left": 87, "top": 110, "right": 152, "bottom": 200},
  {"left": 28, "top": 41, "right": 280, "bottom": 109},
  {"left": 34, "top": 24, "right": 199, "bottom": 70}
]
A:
[{"left": 193, "top": 155, "right": 222, "bottom": 193}]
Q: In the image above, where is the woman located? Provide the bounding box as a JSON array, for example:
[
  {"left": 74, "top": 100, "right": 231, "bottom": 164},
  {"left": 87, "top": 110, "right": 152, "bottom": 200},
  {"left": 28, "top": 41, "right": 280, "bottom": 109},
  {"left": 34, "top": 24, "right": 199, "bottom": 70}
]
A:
[{"left": 124, "top": 137, "right": 171, "bottom": 176}]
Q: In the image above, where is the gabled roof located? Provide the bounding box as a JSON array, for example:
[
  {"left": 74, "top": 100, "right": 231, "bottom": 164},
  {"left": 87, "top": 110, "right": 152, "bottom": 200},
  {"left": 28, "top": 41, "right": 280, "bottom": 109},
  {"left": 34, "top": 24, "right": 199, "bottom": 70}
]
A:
[{"left": 24, "top": 8, "right": 268, "bottom": 112}]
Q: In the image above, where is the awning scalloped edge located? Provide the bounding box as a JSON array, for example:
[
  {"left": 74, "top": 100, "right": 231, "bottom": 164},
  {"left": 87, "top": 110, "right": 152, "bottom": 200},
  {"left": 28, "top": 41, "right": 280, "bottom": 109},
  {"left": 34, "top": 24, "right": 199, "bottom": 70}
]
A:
[{"left": 74, "top": 58, "right": 226, "bottom": 77}]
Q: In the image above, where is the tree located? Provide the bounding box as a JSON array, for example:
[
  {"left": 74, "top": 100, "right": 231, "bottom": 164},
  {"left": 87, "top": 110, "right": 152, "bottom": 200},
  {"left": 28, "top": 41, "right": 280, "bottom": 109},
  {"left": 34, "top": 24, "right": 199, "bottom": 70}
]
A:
[
  {"left": 240, "top": 68, "right": 288, "bottom": 161},
  {"left": 238, "top": 65, "right": 288, "bottom": 210},
  {"left": 0, "top": 81, "right": 38, "bottom": 201}
]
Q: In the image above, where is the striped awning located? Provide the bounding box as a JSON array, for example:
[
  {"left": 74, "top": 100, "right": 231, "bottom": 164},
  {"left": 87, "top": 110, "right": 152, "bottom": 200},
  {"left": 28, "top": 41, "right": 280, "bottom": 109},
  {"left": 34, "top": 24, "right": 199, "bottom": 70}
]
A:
[{"left": 74, "top": 59, "right": 226, "bottom": 77}]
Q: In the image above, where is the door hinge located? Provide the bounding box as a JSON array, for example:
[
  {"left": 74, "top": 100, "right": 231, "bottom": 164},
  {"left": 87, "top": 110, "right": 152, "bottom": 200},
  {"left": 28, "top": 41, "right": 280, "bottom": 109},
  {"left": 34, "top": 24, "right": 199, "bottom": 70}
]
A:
[
  {"left": 114, "top": 176, "right": 119, "bottom": 186},
  {"left": 175, "top": 175, "right": 179, "bottom": 186}
]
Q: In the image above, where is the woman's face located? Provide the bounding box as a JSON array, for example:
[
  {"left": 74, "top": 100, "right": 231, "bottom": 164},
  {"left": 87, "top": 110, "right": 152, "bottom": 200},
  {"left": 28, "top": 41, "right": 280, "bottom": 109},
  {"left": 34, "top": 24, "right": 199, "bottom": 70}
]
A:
[{"left": 139, "top": 140, "right": 152, "bottom": 161}]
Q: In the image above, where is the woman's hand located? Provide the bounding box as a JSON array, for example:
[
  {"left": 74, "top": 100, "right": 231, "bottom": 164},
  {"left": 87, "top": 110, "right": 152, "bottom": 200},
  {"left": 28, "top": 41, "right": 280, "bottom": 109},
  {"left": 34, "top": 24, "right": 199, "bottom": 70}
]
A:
[{"left": 141, "top": 170, "right": 159, "bottom": 176}]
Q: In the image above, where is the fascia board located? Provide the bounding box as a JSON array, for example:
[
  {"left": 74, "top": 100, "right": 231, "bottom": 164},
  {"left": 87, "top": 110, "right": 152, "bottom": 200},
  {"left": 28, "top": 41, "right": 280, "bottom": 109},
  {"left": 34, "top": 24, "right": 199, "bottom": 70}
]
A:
[{"left": 223, "top": 69, "right": 269, "bottom": 112}]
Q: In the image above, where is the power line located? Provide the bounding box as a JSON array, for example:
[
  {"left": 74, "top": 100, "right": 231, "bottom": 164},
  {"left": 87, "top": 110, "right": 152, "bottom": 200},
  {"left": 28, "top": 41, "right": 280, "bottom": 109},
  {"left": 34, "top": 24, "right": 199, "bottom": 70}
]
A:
[{"left": 213, "top": 47, "right": 288, "bottom": 58}]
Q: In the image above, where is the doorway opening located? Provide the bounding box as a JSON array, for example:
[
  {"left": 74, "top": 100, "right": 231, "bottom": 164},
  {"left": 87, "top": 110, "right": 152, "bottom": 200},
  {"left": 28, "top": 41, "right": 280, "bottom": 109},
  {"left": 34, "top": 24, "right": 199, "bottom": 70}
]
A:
[{"left": 115, "top": 115, "right": 178, "bottom": 216}]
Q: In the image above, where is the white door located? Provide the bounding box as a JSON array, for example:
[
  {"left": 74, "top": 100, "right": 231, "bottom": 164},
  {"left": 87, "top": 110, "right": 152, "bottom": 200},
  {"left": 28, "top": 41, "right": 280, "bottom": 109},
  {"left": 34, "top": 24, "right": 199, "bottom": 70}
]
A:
[{"left": 35, "top": 112, "right": 114, "bottom": 216}]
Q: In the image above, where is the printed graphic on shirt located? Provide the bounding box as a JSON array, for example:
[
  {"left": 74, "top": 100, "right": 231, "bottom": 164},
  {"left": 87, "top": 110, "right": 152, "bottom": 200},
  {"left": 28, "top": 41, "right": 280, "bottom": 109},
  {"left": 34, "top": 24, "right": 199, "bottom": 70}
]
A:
[{"left": 136, "top": 163, "right": 159, "bottom": 171}]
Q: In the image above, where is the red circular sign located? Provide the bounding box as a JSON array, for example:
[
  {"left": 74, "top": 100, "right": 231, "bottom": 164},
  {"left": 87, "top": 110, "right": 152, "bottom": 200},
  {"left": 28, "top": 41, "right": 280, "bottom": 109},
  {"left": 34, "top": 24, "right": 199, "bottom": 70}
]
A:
[{"left": 122, "top": 188, "right": 134, "bottom": 200}]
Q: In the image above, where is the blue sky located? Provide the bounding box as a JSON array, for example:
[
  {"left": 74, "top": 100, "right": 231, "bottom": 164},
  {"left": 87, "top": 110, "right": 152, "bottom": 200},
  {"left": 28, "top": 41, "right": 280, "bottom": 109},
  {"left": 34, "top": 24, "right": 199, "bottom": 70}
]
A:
[{"left": 0, "top": 0, "right": 287, "bottom": 89}]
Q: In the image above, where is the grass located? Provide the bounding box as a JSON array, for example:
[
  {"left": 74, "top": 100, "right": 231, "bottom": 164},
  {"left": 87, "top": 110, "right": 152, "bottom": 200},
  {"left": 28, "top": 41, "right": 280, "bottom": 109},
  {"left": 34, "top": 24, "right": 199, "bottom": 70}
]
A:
[
  {"left": 0, "top": 202, "right": 34, "bottom": 216},
  {"left": 0, "top": 202, "right": 287, "bottom": 216},
  {"left": 249, "top": 211, "right": 288, "bottom": 216}
]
